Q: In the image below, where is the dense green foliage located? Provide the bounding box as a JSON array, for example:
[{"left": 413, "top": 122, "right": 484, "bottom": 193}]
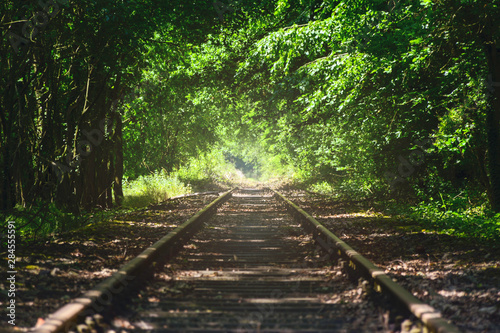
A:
[
  {"left": 1, "top": 0, "right": 220, "bottom": 212},
  {"left": 1, "top": 0, "right": 500, "bottom": 240}
]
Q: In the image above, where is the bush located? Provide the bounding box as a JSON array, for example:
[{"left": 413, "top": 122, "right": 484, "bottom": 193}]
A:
[
  {"left": 409, "top": 193, "right": 500, "bottom": 241},
  {"left": 0, "top": 201, "right": 81, "bottom": 240},
  {"left": 123, "top": 170, "right": 192, "bottom": 208},
  {"left": 0, "top": 201, "right": 124, "bottom": 242},
  {"left": 176, "top": 149, "right": 246, "bottom": 188}
]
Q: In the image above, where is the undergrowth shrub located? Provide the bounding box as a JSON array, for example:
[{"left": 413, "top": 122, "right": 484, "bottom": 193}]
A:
[
  {"left": 123, "top": 149, "right": 245, "bottom": 207},
  {"left": 0, "top": 201, "right": 80, "bottom": 240},
  {"left": 0, "top": 202, "right": 123, "bottom": 243},
  {"left": 176, "top": 149, "right": 245, "bottom": 187},
  {"left": 409, "top": 193, "right": 500, "bottom": 242},
  {"left": 123, "top": 170, "right": 192, "bottom": 208}
]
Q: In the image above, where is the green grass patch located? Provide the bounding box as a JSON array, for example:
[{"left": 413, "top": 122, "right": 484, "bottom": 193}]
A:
[
  {"left": 0, "top": 202, "right": 131, "bottom": 244},
  {"left": 123, "top": 149, "right": 246, "bottom": 208},
  {"left": 409, "top": 202, "right": 500, "bottom": 242},
  {"left": 379, "top": 192, "right": 500, "bottom": 243},
  {"left": 123, "top": 170, "right": 192, "bottom": 208}
]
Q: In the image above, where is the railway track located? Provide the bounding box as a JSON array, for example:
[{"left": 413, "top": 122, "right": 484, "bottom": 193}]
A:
[{"left": 34, "top": 188, "right": 460, "bottom": 333}]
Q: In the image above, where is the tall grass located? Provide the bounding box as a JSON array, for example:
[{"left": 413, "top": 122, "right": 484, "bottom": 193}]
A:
[
  {"left": 0, "top": 201, "right": 128, "bottom": 243},
  {"left": 123, "top": 149, "right": 245, "bottom": 207},
  {"left": 1, "top": 201, "right": 80, "bottom": 240},
  {"left": 123, "top": 170, "right": 192, "bottom": 208},
  {"left": 407, "top": 192, "right": 500, "bottom": 242}
]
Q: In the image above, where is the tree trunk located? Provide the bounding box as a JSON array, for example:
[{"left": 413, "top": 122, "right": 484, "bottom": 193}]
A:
[
  {"left": 107, "top": 150, "right": 114, "bottom": 208},
  {"left": 81, "top": 147, "right": 97, "bottom": 209},
  {"left": 485, "top": 41, "right": 500, "bottom": 212},
  {"left": 113, "top": 112, "right": 124, "bottom": 206},
  {"left": 0, "top": 102, "right": 15, "bottom": 210}
]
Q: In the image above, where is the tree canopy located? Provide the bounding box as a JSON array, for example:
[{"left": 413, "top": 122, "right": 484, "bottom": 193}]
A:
[{"left": 2, "top": 0, "right": 500, "bottom": 219}]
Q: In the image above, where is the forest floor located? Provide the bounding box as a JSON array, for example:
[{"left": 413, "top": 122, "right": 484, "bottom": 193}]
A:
[
  {"left": 281, "top": 189, "right": 500, "bottom": 332},
  {"left": 2, "top": 194, "right": 221, "bottom": 329},
  {"left": 3, "top": 187, "right": 499, "bottom": 332}
]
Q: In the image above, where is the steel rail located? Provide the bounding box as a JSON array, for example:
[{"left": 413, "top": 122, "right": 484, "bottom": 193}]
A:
[
  {"left": 33, "top": 189, "right": 234, "bottom": 333},
  {"left": 272, "top": 189, "right": 461, "bottom": 333}
]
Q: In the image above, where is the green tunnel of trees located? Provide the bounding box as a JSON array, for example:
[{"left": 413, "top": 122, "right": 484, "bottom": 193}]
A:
[{"left": 1, "top": 0, "right": 500, "bottom": 220}]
